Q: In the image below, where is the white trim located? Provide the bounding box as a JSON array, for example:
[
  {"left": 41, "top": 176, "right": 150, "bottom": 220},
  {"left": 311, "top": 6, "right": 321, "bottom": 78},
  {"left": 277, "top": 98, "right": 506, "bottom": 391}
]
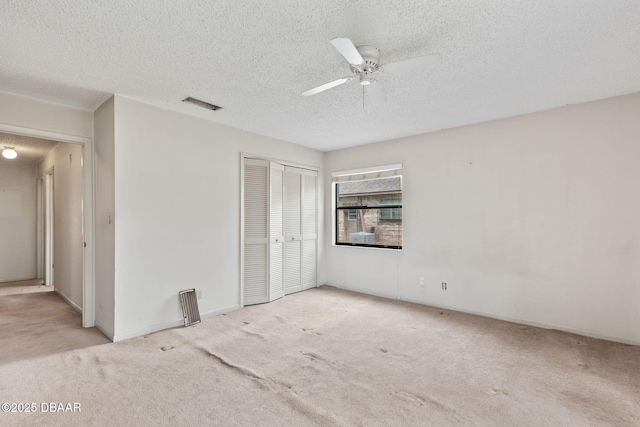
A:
[
  {"left": 94, "top": 323, "right": 114, "bottom": 341},
  {"left": 331, "top": 243, "right": 404, "bottom": 252},
  {"left": 0, "top": 124, "right": 91, "bottom": 145},
  {"left": 242, "top": 152, "right": 319, "bottom": 173},
  {"left": 400, "top": 296, "right": 640, "bottom": 346},
  {"left": 332, "top": 163, "right": 402, "bottom": 182},
  {"left": 322, "top": 284, "right": 640, "bottom": 346},
  {"left": 44, "top": 167, "right": 54, "bottom": 286},
  {"left": 0, "top": 123, "right": 95, "bottom": 329},
  {"left": 112, "top": 304, "right": 240, "bottom": 342},
  {"left": 55, "top": 289, "right": 82, "bottom": 314},
  {"left": 331, "top": 169, "right": 403, "bottom": 251},
  {"left": 322, "top": 283, "right": 398, "bottom": 301},
  {"left": 239, "top": 155, "right": 245, "bottom": 308},
  {"left": 36, "top": 177, "right": 44, "bottom": 279}
]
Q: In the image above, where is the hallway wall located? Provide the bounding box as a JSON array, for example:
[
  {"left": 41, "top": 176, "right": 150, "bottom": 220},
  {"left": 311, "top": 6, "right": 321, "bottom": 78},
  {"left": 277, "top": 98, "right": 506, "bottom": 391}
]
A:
[
  {"left": 39, "top": 142, "right": 84, "bottom": 311},
  {"left": 0, "top": 162, "right": 38, "bottom": 282}
]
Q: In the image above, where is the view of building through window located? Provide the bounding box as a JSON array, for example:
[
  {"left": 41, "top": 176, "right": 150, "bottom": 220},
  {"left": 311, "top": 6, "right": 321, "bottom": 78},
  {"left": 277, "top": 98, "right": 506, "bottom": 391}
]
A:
[{"left": 335, "top": 176, "right": 402, "bottom": 248}]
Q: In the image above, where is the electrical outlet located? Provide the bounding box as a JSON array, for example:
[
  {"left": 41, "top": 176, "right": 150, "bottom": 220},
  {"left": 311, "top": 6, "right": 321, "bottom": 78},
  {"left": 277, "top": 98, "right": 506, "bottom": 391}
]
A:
[
  {"left": 441, "top": 282, "right": 447, "bottom": 290},
  {"left": 419, "top": 277, "right": 425, "bottom": 286},
  {"left": 196, "top": 290, "right": 202, "bottom": 300}
]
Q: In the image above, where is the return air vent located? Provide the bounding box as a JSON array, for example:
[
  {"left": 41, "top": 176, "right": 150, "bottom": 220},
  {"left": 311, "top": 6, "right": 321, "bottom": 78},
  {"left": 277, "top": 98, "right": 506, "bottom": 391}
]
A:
[
  {"left": 182, "top": 96, "right": 222, "bottom": 111},
  {"left": 179, "top": 289, "right": 201, "bottom": 327}
]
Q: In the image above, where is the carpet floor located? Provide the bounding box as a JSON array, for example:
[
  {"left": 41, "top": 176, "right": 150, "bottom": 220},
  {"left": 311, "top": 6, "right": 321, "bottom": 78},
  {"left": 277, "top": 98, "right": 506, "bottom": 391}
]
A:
[
  {"left": 0, "top": 291, "right": 109, "bottom": 362},
  {"left": 0, "top": 286, "right": 638, "bottom": 426}
]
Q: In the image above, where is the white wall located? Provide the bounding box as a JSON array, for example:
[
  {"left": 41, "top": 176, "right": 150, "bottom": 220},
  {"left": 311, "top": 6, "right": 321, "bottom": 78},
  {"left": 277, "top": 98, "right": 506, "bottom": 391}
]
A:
[
  {"left": 39, "top": 142, "right": 84, "bottom": 311},
  {"left": 0, "top": 91, "right": 93, "bottom": 138},
  {"left": 324, "top": 92, "right": 640, "bottom": 345},
  {"left": 0, "top": 162, "right": 38, "bottom": 282},
  {"left": 111, "top": 96, "right": 324, "bottom": 340},
  {"left": 93, "top": 96, "right": 115, "bottom": 338}
]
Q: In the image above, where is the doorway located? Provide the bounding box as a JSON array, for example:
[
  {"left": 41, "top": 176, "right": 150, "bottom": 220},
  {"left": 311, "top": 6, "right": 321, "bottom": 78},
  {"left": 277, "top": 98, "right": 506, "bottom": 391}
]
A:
[
  {"left": 241, "top": 155, "right": 318, "bottom": 307},
  {"left": 0, "top": 124, "right": 95, "bottom": 327}
]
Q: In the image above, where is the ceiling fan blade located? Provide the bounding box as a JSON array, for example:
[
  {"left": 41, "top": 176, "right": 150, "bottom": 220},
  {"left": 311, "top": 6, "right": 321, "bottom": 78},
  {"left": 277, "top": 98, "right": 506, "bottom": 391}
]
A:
[
  {"left": 382, "top": 53, "right": 442, "bottom": 74},
  {"left": 365, "top": 81, "right": 386, "bottom": 104},
  {"left": 330, "top": 38, "right": 364, "bottom": 66},
  {"left": 302, "top": 77, "right": 352, "bottom": 96}
]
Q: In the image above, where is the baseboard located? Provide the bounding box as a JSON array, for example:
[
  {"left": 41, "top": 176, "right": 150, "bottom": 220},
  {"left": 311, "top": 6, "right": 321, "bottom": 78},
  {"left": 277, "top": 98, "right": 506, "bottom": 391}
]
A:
[
  {"left": 55, "top": 289, "right": 82, "bottom": 314},
  {"left": 0, "top": 276, "right": 40, "bottom": 283},
  {"left": 112, "top": 304, "right": 240, "bottom": 342},
  {"left": 321, "top": 283, "right": 398, "bottom": 302},
  {"left": 94, "top": 323, "right": 114, "bottom": 342},
  {"left": 113, "top": 318, "right": 185, "bottom": 343},
  {"left": 201, "top": 305, "right": 240, "bottom": 320},
  {"left": 321, "top": 283, "right": 640, "bottom": 347}
]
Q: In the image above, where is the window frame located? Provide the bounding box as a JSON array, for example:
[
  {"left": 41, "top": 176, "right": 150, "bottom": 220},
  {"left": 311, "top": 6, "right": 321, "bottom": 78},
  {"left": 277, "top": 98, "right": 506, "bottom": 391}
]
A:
[{"left": 333, "top": 172, "right": 403, "bottom": 250}]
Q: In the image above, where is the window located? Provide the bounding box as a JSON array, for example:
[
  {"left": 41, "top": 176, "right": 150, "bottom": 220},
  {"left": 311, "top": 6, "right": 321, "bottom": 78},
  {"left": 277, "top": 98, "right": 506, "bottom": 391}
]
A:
[
  {"left": 379, "top": 199, "right": 402, "bottom": 220},
  {"left": 333, "top": 166, "right": 402, "bottom": 249}
]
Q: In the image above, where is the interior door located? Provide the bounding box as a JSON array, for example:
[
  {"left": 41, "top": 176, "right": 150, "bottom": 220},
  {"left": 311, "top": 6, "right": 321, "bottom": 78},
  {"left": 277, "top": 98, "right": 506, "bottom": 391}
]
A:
[
  {"left": 284, "top": 166, "right": 303, "bottom": 295},
  {"left": 243, "top": 158, "right": 269, "bottom": 305},
  {"left": 269, "top": 162, "right": 285, "bottom": 301}
]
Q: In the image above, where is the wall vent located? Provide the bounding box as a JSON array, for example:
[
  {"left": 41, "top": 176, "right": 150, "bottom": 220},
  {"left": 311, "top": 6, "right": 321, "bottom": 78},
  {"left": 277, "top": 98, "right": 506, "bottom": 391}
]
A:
[
  {"left": 179, "top": 289, "right": 201, "bottom": 327},
  {"left": 182, "top": 96, "right": 222, "bottom": 111}
]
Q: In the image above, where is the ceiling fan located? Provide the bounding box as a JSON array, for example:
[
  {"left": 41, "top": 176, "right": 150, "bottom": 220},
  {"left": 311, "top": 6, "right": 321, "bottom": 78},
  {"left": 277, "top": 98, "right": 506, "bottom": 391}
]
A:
[{"left": 302, "top": 37, "right": 442, "bottom": 103}]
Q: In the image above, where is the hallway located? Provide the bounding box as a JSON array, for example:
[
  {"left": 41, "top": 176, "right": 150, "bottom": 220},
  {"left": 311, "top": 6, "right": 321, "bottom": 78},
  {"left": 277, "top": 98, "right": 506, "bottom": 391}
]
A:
[{"left": 0, "top": 291, "right": 109, "bottom": 363}]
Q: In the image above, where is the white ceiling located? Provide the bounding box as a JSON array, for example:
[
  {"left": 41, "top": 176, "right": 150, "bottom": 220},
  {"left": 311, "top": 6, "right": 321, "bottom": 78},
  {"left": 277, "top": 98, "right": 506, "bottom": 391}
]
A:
[
  {"left": 0, "top": 133, "right": 59, "bottom": 165},
  {"left": 2, "top": 1, "right": 640, "bottom": 151}
]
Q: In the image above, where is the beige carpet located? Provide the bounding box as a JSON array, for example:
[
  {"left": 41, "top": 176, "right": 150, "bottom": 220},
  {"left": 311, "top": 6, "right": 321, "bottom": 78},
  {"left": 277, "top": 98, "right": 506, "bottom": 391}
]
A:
[
  {"left": 0, "top": 291, "right": 109, "bottom": 362},
  {"left": 1, "top": 286, "right": 639, "bottom": 426}
]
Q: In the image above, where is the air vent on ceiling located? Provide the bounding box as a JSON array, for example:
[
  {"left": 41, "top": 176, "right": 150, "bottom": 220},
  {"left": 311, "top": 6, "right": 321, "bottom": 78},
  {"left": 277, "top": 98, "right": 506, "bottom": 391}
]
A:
[{"left": 182, "top": 96, "right": 222, "bottom": 111}]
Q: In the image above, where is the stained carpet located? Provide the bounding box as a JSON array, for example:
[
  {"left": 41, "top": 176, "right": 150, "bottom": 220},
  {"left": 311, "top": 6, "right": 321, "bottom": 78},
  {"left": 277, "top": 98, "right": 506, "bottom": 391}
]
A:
[{"left": 0, "top": 286, "right": 638, "bottom": 426}]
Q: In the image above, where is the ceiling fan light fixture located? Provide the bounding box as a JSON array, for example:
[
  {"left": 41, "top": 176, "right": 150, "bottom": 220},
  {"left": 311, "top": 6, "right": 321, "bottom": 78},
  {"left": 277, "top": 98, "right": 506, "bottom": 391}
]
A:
[
  {"left": 359, "top": 72, "right": 374, "bottom": 86},
  {"left": 2, "top": 147, "right": 17, "bottom": 160}
]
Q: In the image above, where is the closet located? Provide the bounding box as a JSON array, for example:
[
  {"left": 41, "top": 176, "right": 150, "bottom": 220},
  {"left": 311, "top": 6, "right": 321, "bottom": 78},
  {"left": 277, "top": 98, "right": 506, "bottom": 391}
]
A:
[{"left": 242, "top": 158, "right": 317, "bottom": 306}]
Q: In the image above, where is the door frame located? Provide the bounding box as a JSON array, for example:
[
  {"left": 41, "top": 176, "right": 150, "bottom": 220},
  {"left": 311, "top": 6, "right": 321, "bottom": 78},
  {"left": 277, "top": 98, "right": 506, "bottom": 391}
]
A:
[
  {"left": 0, "top": 123, "right": 95, "bottom": 328},
  {"left": 240, "top": 152, "right": 319, "bottom": 308},
  {"left": 44, "top": 167, "right": 54, "bottom": 286}
]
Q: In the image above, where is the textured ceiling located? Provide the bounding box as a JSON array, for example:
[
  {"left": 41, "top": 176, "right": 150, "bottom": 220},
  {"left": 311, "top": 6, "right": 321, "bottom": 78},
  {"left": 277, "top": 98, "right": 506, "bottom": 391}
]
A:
[
  {"left": 0, "top": 133, "right": 58, "bottom": 165},
  {"left": 1, "top": 1, "right": 640, "bottom": 151}
]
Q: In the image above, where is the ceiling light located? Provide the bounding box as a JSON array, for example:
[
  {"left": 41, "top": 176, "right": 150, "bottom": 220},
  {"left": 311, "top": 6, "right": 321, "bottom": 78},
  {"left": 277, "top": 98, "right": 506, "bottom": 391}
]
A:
[
  {"left": 2, "top": 147, "right": 17, "bottom": 160},
  {"left": 359, "top": 72, "right": 373, "bottom": 86}
]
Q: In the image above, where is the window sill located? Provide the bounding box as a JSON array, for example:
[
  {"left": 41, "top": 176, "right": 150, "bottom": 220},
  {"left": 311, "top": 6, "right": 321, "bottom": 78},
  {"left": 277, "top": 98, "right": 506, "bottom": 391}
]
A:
[{"left": 333, "top": 243, "right": 402, "bottom": 251}]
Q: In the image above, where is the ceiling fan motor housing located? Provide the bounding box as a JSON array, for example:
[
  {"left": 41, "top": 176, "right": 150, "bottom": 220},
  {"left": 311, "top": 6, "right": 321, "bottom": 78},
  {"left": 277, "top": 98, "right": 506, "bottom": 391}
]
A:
[
  {"left": 353, "top": 45, "right": 380, "bottom": 85},
  {"left": 354, "top": 45, "right": 380, "bottom": 71}
]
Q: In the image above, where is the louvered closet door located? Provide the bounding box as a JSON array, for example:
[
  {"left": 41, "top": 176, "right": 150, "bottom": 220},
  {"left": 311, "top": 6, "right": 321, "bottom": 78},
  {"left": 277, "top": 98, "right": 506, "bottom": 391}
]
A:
[
  {"left": 243, "top": 159, "right": 269, "bottom": 305},
  {"left": 302, "top": 170, "right": 318, "bottom": 290},
  {"left": 284, "top": 166, "right": 303, "bottom": 295},
  {"left": 269, "top": 162, "right": 285, "bottom": 301}
]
